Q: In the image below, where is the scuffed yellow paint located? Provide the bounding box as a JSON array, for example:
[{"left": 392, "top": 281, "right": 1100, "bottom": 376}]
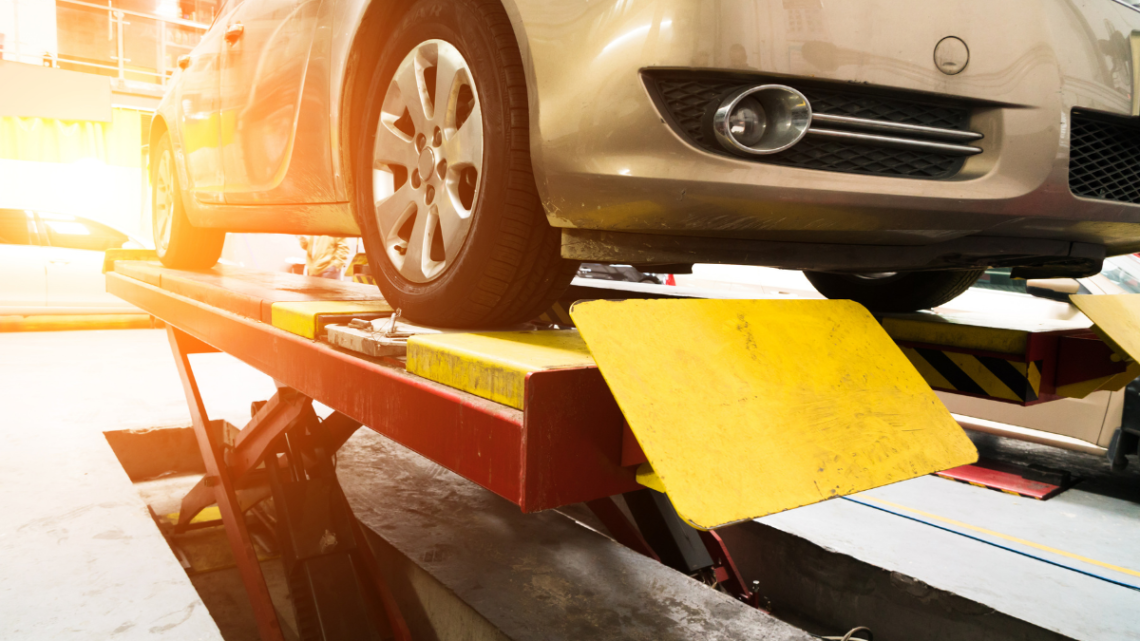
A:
[
  {"left": 270, "top": 300, "right": 393, "bottom": 339},
  {"left": 571, "top": 298, "right": 978, "bottom": 530},
  {"left": 407, "top": 330, "right": 595, "bottom": 410}
]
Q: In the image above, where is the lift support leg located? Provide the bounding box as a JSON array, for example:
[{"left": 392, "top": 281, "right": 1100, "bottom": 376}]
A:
[{"left": 166, "top": 327, "right": 410, "bottom": 641}]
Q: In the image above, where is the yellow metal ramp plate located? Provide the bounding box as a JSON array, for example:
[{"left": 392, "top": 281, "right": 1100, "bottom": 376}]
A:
[
  {"left": 1071, "top": 294, "right": 1140, "bottom": 361},
  {"left": 570, "top": 298, "right": 978, "bottom": 530},
  {"left": 406, "top": 331, "right": 595, "bottom": 410}
]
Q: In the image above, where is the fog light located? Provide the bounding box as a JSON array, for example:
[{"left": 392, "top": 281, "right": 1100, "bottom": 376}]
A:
[
  {"left": 710, "top": 85, "right": 812, "bottom": 155},
  {"left": 728, "top": 98, "right": 767, "bottom": 147}
]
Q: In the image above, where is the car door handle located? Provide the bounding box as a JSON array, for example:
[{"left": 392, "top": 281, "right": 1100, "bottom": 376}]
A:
[
  {"left": 177, "top": 54, "right": 191, "bottom": 69},
  {"left": 225, "top": 22, "right": 244, "bottom": 44}
]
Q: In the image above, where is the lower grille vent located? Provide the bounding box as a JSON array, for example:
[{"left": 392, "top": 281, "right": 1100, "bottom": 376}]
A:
[{"left": 647, "top": 73, "right": 977, "bottom": 180}]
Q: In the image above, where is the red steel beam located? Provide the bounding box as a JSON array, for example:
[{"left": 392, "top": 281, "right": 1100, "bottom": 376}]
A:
[
  {"left": 167, "top": 327, "right": 286, "bottom": 641},
  {"left": 110, "top": 273, "right": 528, "bottom": 506}
]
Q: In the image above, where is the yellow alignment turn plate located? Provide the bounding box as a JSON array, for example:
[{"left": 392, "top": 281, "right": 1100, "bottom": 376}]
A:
[
  {"left": 271, "top": 300, "right": 394, "bottom": 339},
  {"left": 571, "top": 298, "right": 978, "bottom": 530}
]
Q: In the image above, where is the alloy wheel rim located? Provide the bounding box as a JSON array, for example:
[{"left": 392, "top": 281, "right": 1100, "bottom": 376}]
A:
[
  {"left": 154, "top": 150, "right": 175, "bottom": 255},
  {"left": 372, "top": 39, "right": 483, "bottom": 283}
]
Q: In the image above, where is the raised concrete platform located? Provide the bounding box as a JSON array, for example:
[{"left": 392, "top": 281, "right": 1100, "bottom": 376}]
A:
[
  {"left": 725, "top": 431, "right": 1140, "bottom": 641},
  {"left": 336, "top": 428, "right": 815, "bottom": 641}
]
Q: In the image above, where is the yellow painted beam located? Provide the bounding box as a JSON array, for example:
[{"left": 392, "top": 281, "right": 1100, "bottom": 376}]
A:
[
  {"left": 1071, "top": 294, "right": 1140, "bottom": 363},
  {"left": 571, "top": 298, "right": 978, "bottom": 530},
  {"left": 270, "top": 300, "right": 394, "bottom": 339},
  {"left": 881, "top": 313, "right": 1033, "bottom": 356},
  {"left": 406, "top": 330, "right": 595, "bottom": 409}
]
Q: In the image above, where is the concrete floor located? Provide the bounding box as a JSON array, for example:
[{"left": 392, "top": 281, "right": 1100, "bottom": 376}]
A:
[
  {"left": 758, "top": 435, "right": 1140, "bottom": 641},
  {"left": 0, "top": 329, "right": 277, "bottom": 640}
]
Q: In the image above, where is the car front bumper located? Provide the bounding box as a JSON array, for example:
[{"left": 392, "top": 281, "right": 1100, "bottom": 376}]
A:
[{"left": 510, "top": 0, "right": 1140, "bottom": 259}]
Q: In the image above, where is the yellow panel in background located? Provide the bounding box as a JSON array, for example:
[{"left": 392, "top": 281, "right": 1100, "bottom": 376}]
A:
[
  {"left": 1071, "top": 294, "right": 1140, "bottom": 363},
  {"left": 880, "top": 313, "right": 1040, "bottom": 356},
  {"left": 571, "top": 298, "right": 978, "bottom": 530},
  {"left": 270, "top": 300, "right": 393, "bottom": 339},
  {"left": 407, "top": 331, "right": 595, "bottom": 410}
]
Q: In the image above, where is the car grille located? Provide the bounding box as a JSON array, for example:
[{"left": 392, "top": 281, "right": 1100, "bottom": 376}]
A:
[
  {"left": 646, "top": 73, "right": 978, "bottom": 180},
  {"left": 1069, "top": 110, "right": 1140, "bottom": 205}
]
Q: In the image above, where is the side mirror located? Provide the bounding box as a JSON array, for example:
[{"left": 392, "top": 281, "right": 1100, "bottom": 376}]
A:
[{"left": 1025, "top": 278, "right": 1080, "bottom": 302}]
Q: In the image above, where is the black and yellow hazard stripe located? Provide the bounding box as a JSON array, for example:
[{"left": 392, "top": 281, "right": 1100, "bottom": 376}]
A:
[
  {"left": 536, "top": 302, "right": 574, "bottom": 326},
  {"left": 900, "top": 346, "right": 1043, "bottom": 403},
  {"left": 348, "top": 253, "right": 377, "bottom": 286}
]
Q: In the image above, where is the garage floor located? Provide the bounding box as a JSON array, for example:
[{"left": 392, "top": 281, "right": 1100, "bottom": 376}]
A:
[{"left": 0, "top": 329, "right": 277, "bottom": 640}]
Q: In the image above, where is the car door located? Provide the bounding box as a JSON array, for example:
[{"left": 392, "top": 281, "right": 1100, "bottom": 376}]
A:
[
  {"left": 218, "top": 0, "right": 324, "bottom": 203},
  {"left": 0, "top": 209, "right": 47, "bottom": 310},
  {"left": 38, "top": 213, "right": 134, "bottom": 310},
  {"left": 176, "top": 2, "right": 236, "bottom": 203}
]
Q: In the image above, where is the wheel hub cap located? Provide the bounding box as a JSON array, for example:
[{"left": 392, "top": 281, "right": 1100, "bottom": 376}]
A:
[{"left": 372, "top": 39, "right": 483, "bottom": 283}]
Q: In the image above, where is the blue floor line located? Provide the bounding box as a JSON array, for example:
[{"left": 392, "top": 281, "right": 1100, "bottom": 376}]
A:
[{"left": 841, "top": 495, "right": 1140, "bottom": 593}]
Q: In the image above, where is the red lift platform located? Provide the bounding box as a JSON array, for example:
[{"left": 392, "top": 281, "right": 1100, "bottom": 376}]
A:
[{"left": 104, "top": 254, "right": 1140, "bottom": 640}]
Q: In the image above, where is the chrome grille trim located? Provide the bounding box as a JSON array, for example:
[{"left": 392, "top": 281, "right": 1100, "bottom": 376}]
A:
[
  {"left": 809, "top": 113, "right": 984, "bottom": 142},
  {"left": 807, "top": 128, "right": 983, "bottom": 156}
]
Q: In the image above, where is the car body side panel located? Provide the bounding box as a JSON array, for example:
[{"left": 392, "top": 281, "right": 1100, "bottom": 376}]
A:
[
  {"left": 159, "top": 0, "right": 357, "bottom": 233},
  {"left": 221, "top": 0, "right": 341, "bottom": 204},
  {"left": 176, "top": 19, "right": 226, "bottom": 203}
]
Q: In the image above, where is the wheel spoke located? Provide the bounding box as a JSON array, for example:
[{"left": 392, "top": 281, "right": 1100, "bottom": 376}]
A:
[
  {"left": 374, "top": 183, "right": 417, "bottom": 236},
  {"left": 395, "top": 54, "right": 430, "bottom": 135},
  {"left": 435, "top": 192, "right": 470, "bottom": 261},
  {"left": 401, "top": 206, "right": 430, "bottom": 281},
  {"left": 442, "top": 101, "right": 483, "bottom": 167},
  {"left": 433, "top": 49, "right": 463, "bottom": 127},
  {"left": 374, "top": 116, "right": 416, "bottom": 168},
  {"left": 159, "top": 210, "right": 172, "bottom": 247}
]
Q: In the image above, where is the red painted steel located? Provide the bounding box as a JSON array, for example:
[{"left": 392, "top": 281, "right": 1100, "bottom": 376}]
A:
[
  {"left": 585, "top": 497, "right": 660, "bottom": 561},
  {"left": 1055, "top": 332, "right": 1129, "bottom": 388},
  {"left": 621, "top": 421, "right": 648, "bottom": 467},
  {"left": 231, "top": 390, "right": 310, "bottom": 479},
  {"left": 936, "top": 464, "right": 1063, "bottom": 500},
  {"left": 108, "top": 269, "right": 638, "bottom": 512},
  {"left": 522, "top": 368, "right": 643, "bottom": 511},
  {"left": 698, "top": 530, "right": 760, "bottom": 607},
  {"left": 167, "top": 327, "right": 286, "bottom": 641}
]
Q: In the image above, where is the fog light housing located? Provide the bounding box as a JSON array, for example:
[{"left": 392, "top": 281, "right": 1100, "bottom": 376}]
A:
[{"left": 711, "top": 85, "right": 812, "bottom": 155}]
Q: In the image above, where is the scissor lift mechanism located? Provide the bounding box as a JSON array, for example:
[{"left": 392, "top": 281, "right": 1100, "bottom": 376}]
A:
[{"left": 104, "top": 252, "right": 1140, "bottom": 640}]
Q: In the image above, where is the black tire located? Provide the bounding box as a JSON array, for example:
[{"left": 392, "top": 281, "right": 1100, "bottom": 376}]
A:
[
  {"left": 352, "top": 0, "right": 577, "bottom": 328},
  {"left": 803, "top": 269, "right": 985, "bottom": 312},
  {"left": 151, "top": 132, "right": 225, "bottom": 269}
]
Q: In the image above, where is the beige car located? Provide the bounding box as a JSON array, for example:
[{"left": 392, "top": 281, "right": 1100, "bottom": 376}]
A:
[{"left": 153, "top": 0, "right": 1140, "bottom": 326}]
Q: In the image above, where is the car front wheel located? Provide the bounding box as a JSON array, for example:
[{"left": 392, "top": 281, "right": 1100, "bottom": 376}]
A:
[
  {"left": 804, "top": 269, "right": 985, "bottom": 312},
  {"left": 353, "top": 0, "right": 577, "bottom": 328}
]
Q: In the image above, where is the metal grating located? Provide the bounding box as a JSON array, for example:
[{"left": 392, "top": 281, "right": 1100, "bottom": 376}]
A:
[
  {"left": 648, "top": 74, "right": 971, "bottom": 179},
  {"left": 1069, "top": 110, "right": 1140, "bottom": 204}
]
